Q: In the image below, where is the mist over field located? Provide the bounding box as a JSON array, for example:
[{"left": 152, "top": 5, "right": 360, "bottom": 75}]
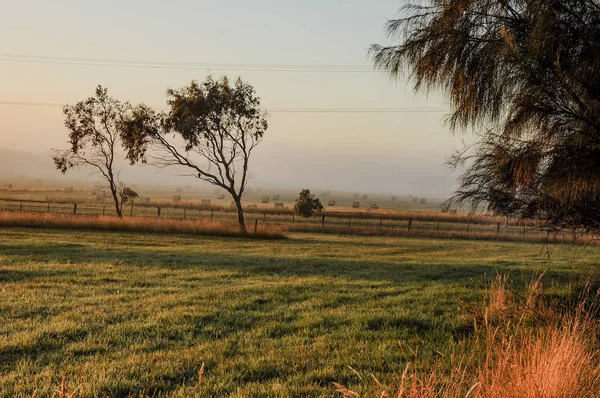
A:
[{"left": 0, "top": 146, "right": 459, "bottom": 198}]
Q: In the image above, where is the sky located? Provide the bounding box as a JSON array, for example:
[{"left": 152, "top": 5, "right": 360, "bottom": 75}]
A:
[{"left": 0, "top": 0, "right": 469, "bottom": 197}]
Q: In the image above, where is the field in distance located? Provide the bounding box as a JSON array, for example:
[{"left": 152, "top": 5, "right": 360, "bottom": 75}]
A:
[{"left": 1, "top": 228, "right": 599, "bottom": 396}]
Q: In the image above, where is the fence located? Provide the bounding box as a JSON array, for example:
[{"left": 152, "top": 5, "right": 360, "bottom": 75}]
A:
[{"left": 0, "top": 198, "right": 533, "bottom": 238}]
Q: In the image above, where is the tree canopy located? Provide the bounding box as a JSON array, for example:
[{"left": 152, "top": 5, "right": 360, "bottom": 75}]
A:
[
  {"left": 371, "top": 0, "right": 600, "bottom": 234},
  {"left": 53, "top": 85, "right": 132, "bottom": 218},
  {"left": 294, "top": 189, "right": 324, "bottom": 218},
  {"left": 120, "top": 76, "right": 268, "bottom": 230}
]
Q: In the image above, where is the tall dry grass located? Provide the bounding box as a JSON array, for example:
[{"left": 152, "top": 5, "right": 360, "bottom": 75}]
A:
[
  {"left": 0, "top": 211, "right": 285, "bottom": 239},
  {"left": 335, "top": 275, "right": 600, "bottom": 398}
]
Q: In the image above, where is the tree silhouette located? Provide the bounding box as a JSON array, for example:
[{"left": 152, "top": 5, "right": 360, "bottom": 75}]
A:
[
  {"left": 294, "top": 189, "right": 323, "bottom": 218},
  {"left": 371, "top": 0, "right": 600, "bottom": 234},
  {"left": 53, "top": 86, "right": 132, "bottom": 218},
  {"left": 120, "top": 76, "right": 267, "bottom": 231}
]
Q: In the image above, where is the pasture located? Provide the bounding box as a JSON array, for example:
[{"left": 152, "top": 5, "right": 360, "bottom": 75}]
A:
[
  {"left": 0, "top": 186, "right": 564, "bottom": 242},
  {"left": 1, "top": 227, "right": 599, "bottom": 396}
]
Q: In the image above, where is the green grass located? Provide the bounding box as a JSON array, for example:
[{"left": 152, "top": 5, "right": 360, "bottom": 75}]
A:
[{"left": 1, "top": 228, "right": 599, "bottom": 397}]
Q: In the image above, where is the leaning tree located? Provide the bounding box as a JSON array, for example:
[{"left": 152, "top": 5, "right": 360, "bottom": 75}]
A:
[
  {"left": 371, "top": 0, "right": 600, "bottom": 234},
  {"left": 120, "top": 76, "right": 268, "bottom": 231},
  {"left": 53, "top": 85, "right": 135, "bottom": 218}
]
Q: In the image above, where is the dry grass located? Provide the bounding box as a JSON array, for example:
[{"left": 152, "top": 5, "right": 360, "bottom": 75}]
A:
[
  {"left": 335, "top": 275, "right": 600, "bottom": 398},
  {"left": 0, "top": 211, "right": 285, "bottom": 239}
]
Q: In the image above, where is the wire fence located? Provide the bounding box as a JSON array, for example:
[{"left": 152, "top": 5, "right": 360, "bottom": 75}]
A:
[{"left": 0, "top": 198, "right": 530, "bottom": 238}]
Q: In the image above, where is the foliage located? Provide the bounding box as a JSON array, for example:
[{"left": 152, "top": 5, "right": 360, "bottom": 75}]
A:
[
  {"left": 53, "top": 86, "right": 131, "bottom": 218},
  {"left": 119, "top": 186, "right": 139, "bottom": 204},
  {"left": 371, "top": 1, "right": 600, "bottom": 235},
  {"left": 293, "top": 189, "right": 323, "bottom": 217},
  {"left": 120, "top": 75, "right": 268, "bottom": 230}
]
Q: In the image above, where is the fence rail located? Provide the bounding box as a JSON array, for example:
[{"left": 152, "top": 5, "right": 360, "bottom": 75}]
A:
[{"left": 0, "top": 198, "right": 531, "bottom": 238}]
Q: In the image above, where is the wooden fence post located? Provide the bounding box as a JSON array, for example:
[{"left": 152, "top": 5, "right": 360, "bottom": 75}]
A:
[
  {"left": 467, "top": 220, "right": 470, "bottom": 233},
  {"left": 102, "top": 205, "right": 105, "bottom": 215},
  {"left": 437, "top": 221, "right": 440, "bottom": 233},
  {"left": 408, "top": 218, "right": 412, "bottom": 231},
  {"left": 254, "top": 219, "right": 258, "bottom": 234},
  {"left": 19, "top": 201, "right": 22, "bottom": 212},
  {"left": 73, "top": 203, "right": 77, "bottom": 215},
  {"left": 321, "top": 214, "right": 325, "bottom": 228},
  {"left": 497, "top": 222, "right": 501, "bottom": 233},
  {"left": 157, "top": 207, "right": 161, "bottom": 217},
  {"left": 211, "top": 210, "right": 214, "bottom": 220},
  {"left": 292, "top": 214, "right": 295, "bottom": 223},
  {"left": 47, "top": 203, "right": 50, "bottom": 212},
  {"left": 183, "top": 207, "right": 187, "bottom": 220},
  {"left": 263, "top": 212, "right": 266, "bottom": 223},
  {"left": 348, "top": 217, "right": 352, "bottom": 228}
]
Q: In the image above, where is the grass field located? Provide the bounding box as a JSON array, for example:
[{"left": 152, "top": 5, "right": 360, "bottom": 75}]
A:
[{"left": 2, "top": 227, "right": 599, "bottom": 396}]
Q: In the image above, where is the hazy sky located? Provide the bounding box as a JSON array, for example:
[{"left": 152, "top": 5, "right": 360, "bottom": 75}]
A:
[{"left": 0, "top": 0, "right": 468, "bottom": 197}]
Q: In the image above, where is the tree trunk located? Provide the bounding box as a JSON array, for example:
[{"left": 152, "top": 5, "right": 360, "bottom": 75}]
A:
[
  {"left": 110, "top": 183, "right": 123, "bottom": 218},
  {"left": 233, "top": 196, "right": 245, "bottom": 232}
]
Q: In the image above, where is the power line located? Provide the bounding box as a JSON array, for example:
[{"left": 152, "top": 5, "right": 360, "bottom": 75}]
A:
[
  {"left": 0, "top": 100, "right": 447, "bottom": 114},
  {"left": 0, "top": 53, "right": 380, "bottom": 73}
]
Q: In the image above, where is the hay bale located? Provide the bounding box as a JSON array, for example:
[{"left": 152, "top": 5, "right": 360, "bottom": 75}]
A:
[
  {"left": 201, "top": 199, "right": 211, "bottom": 206},
  {"left": 261, "top": 197, "right": 270, "bottom": 204},
  {"left": 140, "top": 196, "right": 151, "bottom": 204},
  {"left": 246, "top": 204, "right": 258, "bottom": 209},
  {"left": 64, "top": 187, "right": 74, "bottom": 193},
  {"left": 95, "top": 193, "right": 106, "bottom": 201},
  {"left": 352, "top": 202, "right": 360, "bottom": 209},
  {"left": 272, "top": 194, "right": 280, "bottom": 200},
  {"left": 420, "top": 198, "right": 427, "bottom": 204},
  {"left": 370, "top": 204, "right": 379, "bottom": 210},
  {"left": 327, "top": 199, "right": 336, "bottom": 207},
  {"left": 274, "top": 203, "right": 284, "bottom": 208},
  {"left": 172, "top": 195, "right": 182, "bottom": 203},
  {"left": 362, "top": 194, "right": 368, "bottom": 200}
]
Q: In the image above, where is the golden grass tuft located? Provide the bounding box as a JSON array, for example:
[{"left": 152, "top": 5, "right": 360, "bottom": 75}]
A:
[
  {"left": 335, "top": 275, "right": 600, "bottom": 398},
  {"left": 0, "top": 211, "right": 285, "bottom": 239}
]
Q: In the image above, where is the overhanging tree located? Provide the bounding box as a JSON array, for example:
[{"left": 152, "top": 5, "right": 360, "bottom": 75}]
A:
[
  {"left": 371, "top": 0, "right": 600, "bottom": 234},
  {"left": 53, "top": 86, "right": 134, "bottom": 218},
  {"left": 120, "top": 76, "right": 267, "bottom": 231}
]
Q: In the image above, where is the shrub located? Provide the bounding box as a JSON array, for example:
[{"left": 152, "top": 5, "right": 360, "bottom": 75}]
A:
[{"left": 293, "top": 189, "right": 323, "bottom": 218}]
